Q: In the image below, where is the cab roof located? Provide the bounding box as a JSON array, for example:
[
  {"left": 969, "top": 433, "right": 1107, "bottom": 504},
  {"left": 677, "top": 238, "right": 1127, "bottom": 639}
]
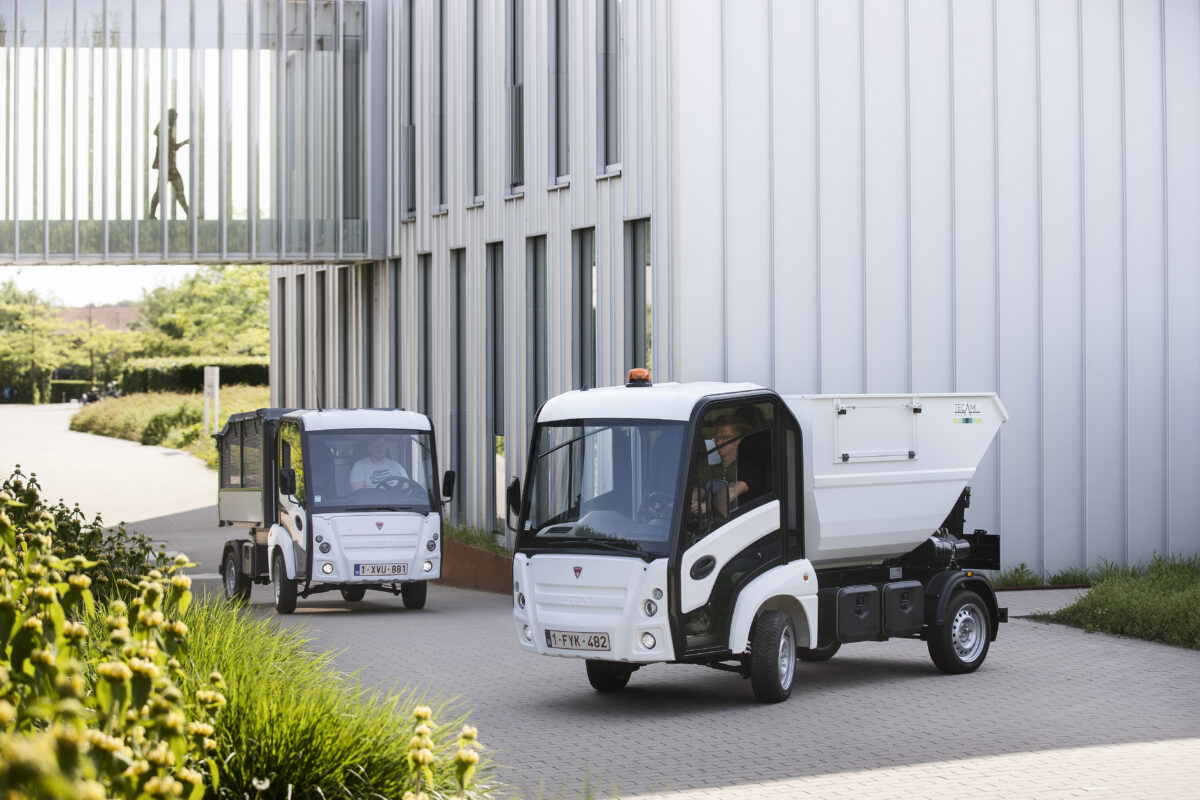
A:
[
  {"left": 285, "top": 408, "right": 432, "bottom": 432},
  {"left": 536, "top": 382, "right": 766, "bottom": 423}
]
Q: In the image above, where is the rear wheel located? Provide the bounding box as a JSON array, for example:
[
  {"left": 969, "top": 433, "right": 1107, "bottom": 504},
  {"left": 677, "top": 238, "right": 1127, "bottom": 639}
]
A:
[
  {"left": 401, "top": 580, "right": 427, "bottom": 610},
  {"left": 750, "top": 610, "right": 796, "bottom": 703},
  {"left": 340, "top": 587, "right": 366, "bottom": 602},
  {"left": 272, "top": 550, "right": 297, "bottom": 615},
  {"left": 927, "top": 589, "right": 991, "bottom": 674},
  {"left": 585, "top": 660, "right": 635, "bottom": 692},
  {"left": 797, "top": 640, "right": 841, "bottom": 663},
  {"left": 221, "top": 547, "right": 251, "bottom": 604}
]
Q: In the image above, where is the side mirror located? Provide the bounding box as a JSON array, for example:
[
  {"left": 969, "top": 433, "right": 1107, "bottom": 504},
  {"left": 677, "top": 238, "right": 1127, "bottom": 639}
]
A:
[
  {"left": 278, "top": 468, "right": 296, "bottom": 497},
  {"left": 441, "top": 470, "right": 456, "bottom": 500},
  {"left": 506, "top": 477, "right": 522, "bottom": 531}
]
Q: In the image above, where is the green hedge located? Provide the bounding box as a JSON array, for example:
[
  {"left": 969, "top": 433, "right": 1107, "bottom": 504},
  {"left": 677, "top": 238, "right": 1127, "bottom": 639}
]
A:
[
  {"left": 49, "top": 379, "right": 93, "bottom": 403},
  {"left": 122, "top": 357, "right": 269, "bottom": 393}
]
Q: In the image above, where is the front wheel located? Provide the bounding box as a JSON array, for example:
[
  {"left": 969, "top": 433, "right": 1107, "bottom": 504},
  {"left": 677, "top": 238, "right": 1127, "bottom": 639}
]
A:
[
  {"left": 221, "top": 547, "right": 251, "bottom": 604},
  {"left": 401, "top": 580, "right": 427, "bottom": 610},
  {"left": 927, "top": 589, "right": 991, "bottom": 674},
  {"left": 340, "top": 587, "right": 366, "bottom": 602},
  {"left": 749, "top": 610, "right": 796, "bottom": 703},
  {"left": 272, "top": 550, "right": 297, "bottom": 615},
  {"left": 585, "top": 660, "right": 635, "bottom": 692}
]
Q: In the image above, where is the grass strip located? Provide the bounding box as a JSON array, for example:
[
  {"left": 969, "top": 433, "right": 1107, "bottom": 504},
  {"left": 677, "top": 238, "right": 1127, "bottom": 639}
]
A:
[{"left": 1047, "top": 554, "right": 1200, "bottom": 650}]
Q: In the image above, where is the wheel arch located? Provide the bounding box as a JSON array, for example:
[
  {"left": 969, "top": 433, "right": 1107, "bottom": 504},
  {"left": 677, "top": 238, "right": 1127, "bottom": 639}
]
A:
[
  {"left": 727, "top": 560, "right": 819, "bottom": 653},
  {"left": 926, "top": 571, "right": 1000, "bottom": 641},
  {"left": 266, "top": 525, "right": 297, "bottom": 581}
]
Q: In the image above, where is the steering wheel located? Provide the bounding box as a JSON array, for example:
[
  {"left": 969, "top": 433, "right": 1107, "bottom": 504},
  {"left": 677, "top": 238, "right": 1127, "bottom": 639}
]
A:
[
  {"left": 638, "top": 491, "right": 674, "bottom": 522},
  {"left": 378, "top": 476, "right": 418, "bottom": 495}
]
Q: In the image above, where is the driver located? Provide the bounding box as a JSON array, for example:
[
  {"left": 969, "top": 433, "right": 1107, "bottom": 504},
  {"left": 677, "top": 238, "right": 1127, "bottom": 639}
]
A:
[{"left": 349, "top": 437, "right": 410, "bottom": 491}]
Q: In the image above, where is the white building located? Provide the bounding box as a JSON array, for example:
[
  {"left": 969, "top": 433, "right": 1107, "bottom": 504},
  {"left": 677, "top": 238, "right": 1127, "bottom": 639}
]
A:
[{"left": 271, "top": 0, "right": 1200, "bottom": 576}]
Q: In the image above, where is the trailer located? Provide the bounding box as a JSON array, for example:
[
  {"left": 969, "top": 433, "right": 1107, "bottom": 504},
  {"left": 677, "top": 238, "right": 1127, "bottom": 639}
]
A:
[
  {"left": 215, "top": 408, "right": 455, "bottom": 614},
  {"left": 508, "top": 372, "right": 1008, "bottom": 701}
]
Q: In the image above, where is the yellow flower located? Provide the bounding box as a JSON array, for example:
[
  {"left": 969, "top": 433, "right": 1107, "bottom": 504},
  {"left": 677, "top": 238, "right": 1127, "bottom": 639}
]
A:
[
  {"left": 137, "top": 608, "right": 165, "bottom": 628},
  {"left": 170, "top": 574, "right": 192, "bottom": 590},
  {"left": 74, "top": 779, "right": 106, "bottom": 800},
  {"left": 186, "top": 721, "right": 215, "bottom": 737},
  {"left": 68, "top": 573, "right": 92, "bottom": 590},
  {"left": 414, "top": 723, "right": 431, "bottom": 737},
  {"left": 413, "top": 747, "right": 435, "bottom": 766},
  {"left": 123, "top": 759, "right": 151, "bottom": 778},
  {"left": 164, "top": 620, "right": 188, "bottom": 637},
  {"left": 63, "top": 620, "right": 88, "bottom": 640},
  {"left": 129, "top": 658, "right": 160, "bottom": 679},
  {"left": 30, "top": 649, "right": 55, "bottom": 667},
  {"left": 455, "top": 747, "right": 480, "bottom": 766},
  {"left": 195, "top": 689, "right": 227, "bottom": 707},
  {"left": 412, "top": 705, "right": 432, "bottom": 721},
  {"left": 203, "top": 737, "right": 218, "bottom": 752},
  {"left": 22, "top": 616, "right": 43, "bottom": 633},
  {"left": 177, "top": 768, "right": 204, "bottom": 786},
  {"left": 460, "top": 724, "right": 478, "bottom": 741},
  {"left": 159, "top": 710, "right": 186, "bottom": 734},
  {"left": 98, "top": 662, "right": 132, "bottom": 682},
  {"left": 33, "top": 585, "right": 57, "bottom": 602},
  {"left": 147, "top": 741, "right": 175, "bottom": 766},
  {"left": 106, "top": 614, "right": 128, "bottom": 631},
  {"left": 0, "top": 699, "right": 15, "bottom": 726},
  {"left": 144, "top": 775, "right": 183, "bottom": 797}
]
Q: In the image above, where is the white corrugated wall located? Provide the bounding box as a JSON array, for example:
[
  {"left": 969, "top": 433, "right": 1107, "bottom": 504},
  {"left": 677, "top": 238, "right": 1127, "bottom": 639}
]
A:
[{"left": 274, "top": 0, "right": 1200, "bottom": 572}]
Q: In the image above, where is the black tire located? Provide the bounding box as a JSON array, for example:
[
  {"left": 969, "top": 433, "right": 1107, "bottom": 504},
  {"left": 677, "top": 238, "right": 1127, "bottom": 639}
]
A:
[
  {"left": 221, "top": 547, "right": 251, "bottom": 604},
  {"left": 272, "top": 550, "right": 297, "bottom": 615},
  {"left": 340, "top": 587, "right": 367, "bottom": 602},
  {"left": 401, "top": 580, "right": 427, "bottom": 610},
  {"left": 797, "top": 640, "right": 841, "bottom": 663},
  {"left": 927, "top": 589, "right": 991, "bottom": 674},
  {"left": 749, "top": 610, "right": 796, "bottom": 703},
  {"left": 585, "top": 660, "right": 635, "bottom": 692}
]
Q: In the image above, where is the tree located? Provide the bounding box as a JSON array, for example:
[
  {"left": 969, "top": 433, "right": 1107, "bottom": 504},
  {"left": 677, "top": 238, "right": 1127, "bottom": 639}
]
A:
[
  {"left": 0, "top": 280, "right": 72, "bottom": 403},
  {"left": 134, "top": 264, "right": 269, "bottom": 357}
]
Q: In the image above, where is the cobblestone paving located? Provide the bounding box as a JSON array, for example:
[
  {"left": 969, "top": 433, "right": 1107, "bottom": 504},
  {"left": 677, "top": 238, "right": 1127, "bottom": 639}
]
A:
[{"left": 5, "top": 403, "right": 1198, "bottom": 799}]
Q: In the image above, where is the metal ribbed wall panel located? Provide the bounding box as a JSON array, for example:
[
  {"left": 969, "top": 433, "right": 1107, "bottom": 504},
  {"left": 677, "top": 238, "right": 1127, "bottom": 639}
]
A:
[{"left": 275, "top": 0, "right": 1200, "bottom": 571}]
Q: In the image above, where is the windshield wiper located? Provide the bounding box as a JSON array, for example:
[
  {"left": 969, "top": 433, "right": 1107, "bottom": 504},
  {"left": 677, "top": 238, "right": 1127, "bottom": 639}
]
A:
[
  {"left": 540, "top": 536, "right": 653, "bottom": 562},
  {"left": 338, "top": 504, "right": 424, "bottom": 513}
]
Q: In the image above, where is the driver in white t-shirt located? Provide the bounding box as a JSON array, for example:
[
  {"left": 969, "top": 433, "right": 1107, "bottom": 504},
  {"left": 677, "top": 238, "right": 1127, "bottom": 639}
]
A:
[{"left": 349, "top": 437, "right": 410, "bottom": 491}]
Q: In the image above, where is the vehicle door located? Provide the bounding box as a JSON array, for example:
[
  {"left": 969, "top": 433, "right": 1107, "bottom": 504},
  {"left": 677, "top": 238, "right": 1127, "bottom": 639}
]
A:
[
  {"left": 675, "top": 396, "right": 784, "bottom": 656},
  {"left": 277, "top": 421, "right": 309, "bottom": 579}
]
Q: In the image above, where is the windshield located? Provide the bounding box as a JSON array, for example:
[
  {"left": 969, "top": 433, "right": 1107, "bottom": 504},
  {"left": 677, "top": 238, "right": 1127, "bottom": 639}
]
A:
[
  {"left": 306, "top": 430, "right": 438, "bottom": 513},
  {"left": 518, "top": 421, "right": 685, "bottom": 558}
]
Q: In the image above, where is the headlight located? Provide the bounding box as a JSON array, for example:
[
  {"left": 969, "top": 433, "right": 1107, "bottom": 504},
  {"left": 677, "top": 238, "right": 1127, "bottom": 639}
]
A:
[
  {"left": 426, "top": 540, "right": 436, "bottom": 551},
  {"left": 320, "top": 562, "right": 333, "bottom": 575},
  {"left": 422, "top": 561, "right": 433, "bottom": 573},
  {"left": 640, "top": 632, "right": 656, "bottom": 649},
  {"left": 522, "top": 625, "right": 533, "bottom": 642},
  {"left": 517, "top": 593, "right": 525, "bottom": 610},
  {"left": 319, "top": 541, "right": 331, "bottom": 554},
  {"left": 643, "top": 599, "right": 657, "bottom": 617}
]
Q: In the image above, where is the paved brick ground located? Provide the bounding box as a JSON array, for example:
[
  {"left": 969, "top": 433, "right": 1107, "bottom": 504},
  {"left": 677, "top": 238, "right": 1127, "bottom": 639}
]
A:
[{"left": 4, "top": 403, "right": 1198, "bottom": 799}]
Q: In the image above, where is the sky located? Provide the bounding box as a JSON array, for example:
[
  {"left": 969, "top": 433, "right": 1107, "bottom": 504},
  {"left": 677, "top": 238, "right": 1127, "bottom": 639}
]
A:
[{"left": 0, "top": 265, "right": 200, "bottom": 307}]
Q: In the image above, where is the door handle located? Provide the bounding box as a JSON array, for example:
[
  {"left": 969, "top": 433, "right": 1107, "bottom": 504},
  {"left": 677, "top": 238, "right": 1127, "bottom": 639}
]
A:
[{"left": 690, "top": 555, "right": 716, "bottom": 580}]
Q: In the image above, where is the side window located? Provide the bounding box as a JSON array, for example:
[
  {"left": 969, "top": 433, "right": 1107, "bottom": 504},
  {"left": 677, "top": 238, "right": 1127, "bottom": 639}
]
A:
[
  {"left": 685, "top": 401, "right": 774, "bottom": 539},
  {"left": 784, "top": 414, "right": 803, "bottom": 560},
  {"left": 279, "top": 423, "right": 306, "bottom": 503}
]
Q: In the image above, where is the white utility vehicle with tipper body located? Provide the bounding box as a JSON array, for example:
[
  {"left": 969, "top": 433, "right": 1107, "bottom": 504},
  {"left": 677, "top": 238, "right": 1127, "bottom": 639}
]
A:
[
  {"left": 508, "top": 371, "right": 1008, "bottom": 701},
  {"left": 215, "top": 408, "right": 455, "bottom": 614}
]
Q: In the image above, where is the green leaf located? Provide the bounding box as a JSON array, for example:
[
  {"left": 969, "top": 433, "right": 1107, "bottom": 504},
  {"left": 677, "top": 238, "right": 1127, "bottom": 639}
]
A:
[
  {"left": 131, "top": 673, "right": 152, "bottom": 709},
  {"left": 95, "top": 676, "right": 113, "bottom": 712},
  {"left": 47, "top": 601, "right": 65, "bottom": 637}
]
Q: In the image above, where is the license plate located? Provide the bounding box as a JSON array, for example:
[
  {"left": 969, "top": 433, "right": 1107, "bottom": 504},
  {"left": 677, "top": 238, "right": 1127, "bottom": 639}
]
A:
[
  {"left": 545, "top": 629, "right": 610, "bottom": 651},
  {"left": 353, "top": 563, "right": 408, "bottom": 576}
]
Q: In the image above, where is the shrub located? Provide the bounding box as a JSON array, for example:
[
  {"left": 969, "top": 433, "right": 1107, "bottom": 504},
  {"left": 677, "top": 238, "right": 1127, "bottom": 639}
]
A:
[
  {"left": 995, "top": 562, "right": 1041, "bottom": 588},
  {"left": 1050, "top": 554, "right": 1200, "bottom": 649},
  {"left": 122, "top": 357, "right": 269, "bottom": 394}
]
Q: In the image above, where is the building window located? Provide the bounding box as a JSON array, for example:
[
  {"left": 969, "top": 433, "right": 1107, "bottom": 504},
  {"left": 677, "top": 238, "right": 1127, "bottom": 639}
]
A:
[
  {"left": 451, "top": 249, "right": 467, "bottom": 519},
  {"left": 296, "top": 274, "right": 307, "bottom": 404},
  {"left": 598, "top": 0, "right": 621, "bottom": 170},
  {"left": 361, "top": 265, "right": 375, "bottom": 405},
  {"left": 418, "top": 254, "right": 432, "bottom": 414},
  {"left": 573, "top": 228, "right": 596, "bottom": 387},
  {"left": 487, "top": 243, "right": 505, "bottom": 529},
  {"left": 403, "top": 0, "right": 416, "bottom": 218},
  {"left": 276, "top": 277, "right": 288, "bottom": 404},
  {"left": 508, "top": 0, "right": 525, "bottom": 191},
  {"left": 473, "top": 0, "right": 485, "bottom": 201},
  {"left": 436, "top": 0, "right": 448, "bottom": 209},
  {"left": 551, "top": 0, "right": 569, "bottom": 181},
  {"left": 389, "top": 259, "right": 402, "bottom": 406},
  {"left": 527, "top": 236, "right": 547, "bottom": 410},
  {"left": 315, "top": 270, "right": 327, "bottom": 408},
  {"left": 626, "top": 218, "right": 651, "bottom": 371}
]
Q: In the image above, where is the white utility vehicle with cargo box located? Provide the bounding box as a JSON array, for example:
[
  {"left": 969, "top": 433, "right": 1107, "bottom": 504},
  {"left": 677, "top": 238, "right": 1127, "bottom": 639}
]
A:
[
  {"left": 508, "top": 371, "right": 1008, "bottom": 702},
  {"left": 215, "top": 408, "right": 455, "bottom": 614}
]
